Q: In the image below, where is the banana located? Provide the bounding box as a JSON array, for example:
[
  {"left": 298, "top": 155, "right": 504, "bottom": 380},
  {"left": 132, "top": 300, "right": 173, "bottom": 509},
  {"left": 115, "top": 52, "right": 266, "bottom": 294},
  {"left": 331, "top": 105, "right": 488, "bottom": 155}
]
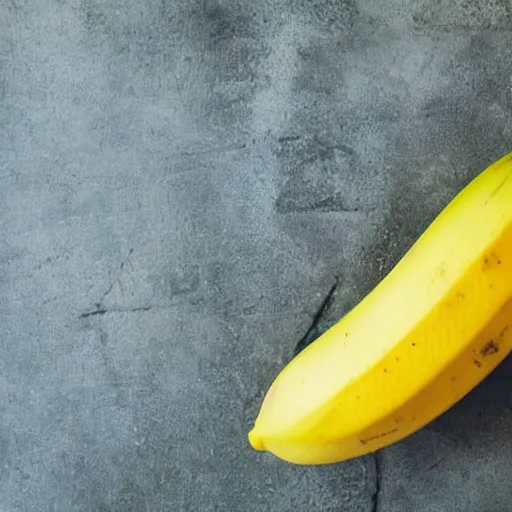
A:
[{"left": 248, "top": 152, "right": 512, "bottom": 465}]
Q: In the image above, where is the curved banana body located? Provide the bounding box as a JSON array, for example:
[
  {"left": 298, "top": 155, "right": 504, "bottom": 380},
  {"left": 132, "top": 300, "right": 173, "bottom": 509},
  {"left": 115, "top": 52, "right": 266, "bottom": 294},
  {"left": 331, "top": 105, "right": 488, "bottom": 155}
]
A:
[{"left": 249, "top": 153, "right": 512, "bottom": 465}]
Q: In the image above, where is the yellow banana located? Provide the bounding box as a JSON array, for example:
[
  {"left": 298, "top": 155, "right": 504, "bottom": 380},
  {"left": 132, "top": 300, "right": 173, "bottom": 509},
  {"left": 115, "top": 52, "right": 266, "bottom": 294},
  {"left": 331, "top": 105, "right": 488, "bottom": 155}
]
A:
[{"left": 248, "top": 152, "right": 512, "bottom": 465}]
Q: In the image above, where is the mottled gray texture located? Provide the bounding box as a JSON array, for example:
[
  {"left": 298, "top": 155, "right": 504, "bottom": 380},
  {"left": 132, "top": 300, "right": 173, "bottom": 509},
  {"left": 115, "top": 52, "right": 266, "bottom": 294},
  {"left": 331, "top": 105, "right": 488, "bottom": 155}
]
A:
[{"left": 1, "top": 0, "right": 512, "bottom": 511}]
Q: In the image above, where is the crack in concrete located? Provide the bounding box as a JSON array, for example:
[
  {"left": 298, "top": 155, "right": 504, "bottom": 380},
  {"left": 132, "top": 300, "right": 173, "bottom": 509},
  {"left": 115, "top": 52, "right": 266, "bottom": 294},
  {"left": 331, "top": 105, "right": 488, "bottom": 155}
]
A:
[
  {"left": 294, "top": 278, "right": 338, "bottom": 355},
  {"left": 98, "top": 248, "right": 134, "bottom": 306},
  {"left": 372, "top": 451, "right": 381, "bottom": 512},
  {"left": 80, "top": 305, "right": 153, "bottom": 318},
  {"left": 80, "top": 248, "right": 136, "bottom": 318}
]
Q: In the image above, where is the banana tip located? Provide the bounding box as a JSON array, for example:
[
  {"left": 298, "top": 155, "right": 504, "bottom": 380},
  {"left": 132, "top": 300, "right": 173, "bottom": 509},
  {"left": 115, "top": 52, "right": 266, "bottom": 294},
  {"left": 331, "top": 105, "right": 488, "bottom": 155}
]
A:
[{"left": 248, "top": 429, "right": 265, "bottom": 451}]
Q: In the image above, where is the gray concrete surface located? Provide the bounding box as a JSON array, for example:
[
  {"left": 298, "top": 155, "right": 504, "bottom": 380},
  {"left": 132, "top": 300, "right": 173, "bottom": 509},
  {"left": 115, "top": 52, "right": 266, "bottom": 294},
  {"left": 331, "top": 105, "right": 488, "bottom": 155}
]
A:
[{"left": 1, "top": 0, "right": 512, "bottom": 510}]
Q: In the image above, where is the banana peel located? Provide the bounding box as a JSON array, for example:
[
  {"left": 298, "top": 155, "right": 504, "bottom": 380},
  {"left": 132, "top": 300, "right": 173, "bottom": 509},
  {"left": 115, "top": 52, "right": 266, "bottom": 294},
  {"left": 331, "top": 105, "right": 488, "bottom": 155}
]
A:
[{"left": 248, "top": 152, "right": 512, "bottom": 464}]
